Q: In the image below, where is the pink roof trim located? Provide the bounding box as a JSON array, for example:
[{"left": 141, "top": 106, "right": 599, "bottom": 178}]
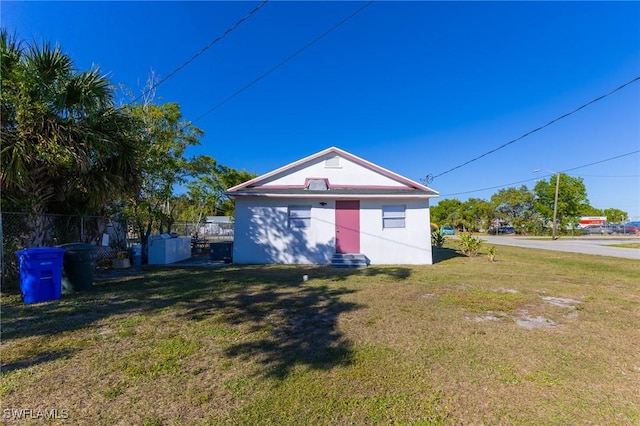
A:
[{"left": 255, "top": 184, "right": 421, "bottom": 190}]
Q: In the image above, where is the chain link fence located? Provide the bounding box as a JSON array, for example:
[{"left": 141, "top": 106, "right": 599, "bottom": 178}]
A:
[
  {"left": 1, "top": 213, "right": 234, "bottom": 291},
  {"left": 1, "top": 212, "right": 130, "bottom": 291},
  {"left": 177, "top": 220, "right": 234, "bottom": 241}
]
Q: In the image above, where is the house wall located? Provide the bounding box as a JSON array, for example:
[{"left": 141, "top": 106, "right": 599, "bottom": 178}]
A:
[
  {"left": 233, "top": 197, "right": 336, "bottom": 264},
  {"left": 359, "top": 199, "right": 432, "bottom": 265},
  {"left": 233, "top": 197, "right": 433, "bottom": 265},
  {"left": 260, "top": 154, "right": 402, "bottom": 187}
]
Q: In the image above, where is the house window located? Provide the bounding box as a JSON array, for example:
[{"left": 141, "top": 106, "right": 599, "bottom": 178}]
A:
[
  {"left": 382, "top": 205, "right": 406, "bottom": 228},
  {"left": 289, "top": 205, "right": 311, "bottom": 228},
  {"left": 306, "top": 179, "right": 329, "bottom": 191}
]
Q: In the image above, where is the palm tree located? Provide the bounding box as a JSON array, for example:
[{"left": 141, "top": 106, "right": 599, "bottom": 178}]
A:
[{"left": 1, "top": 31, "right": 141, "bottom": 245}]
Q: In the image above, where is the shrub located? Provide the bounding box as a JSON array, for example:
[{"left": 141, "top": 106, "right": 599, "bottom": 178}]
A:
[
  {"left": 487, "top": 245, "right": 497, "bottom": 262},
  {"left": 458, "top": 233, "right": 482, "bottom": 257},
  {"left": 431, "top": 231, "right": 446, "bottom": 248}
]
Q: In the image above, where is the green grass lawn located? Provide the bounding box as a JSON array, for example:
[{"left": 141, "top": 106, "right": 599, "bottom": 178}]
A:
[
  {"left": 606, "top": 242, "right": 640, "bottom": 249},
  {"left": 2, "top": 242, "right": 639, "bottom": 425}
]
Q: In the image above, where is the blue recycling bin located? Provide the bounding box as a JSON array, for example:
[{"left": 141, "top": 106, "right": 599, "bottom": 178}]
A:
[
  {"left": 15, "top": 247, "right": 65, "bottom": 304},
  {"left": 130, "top": 244, "right": 142, "bottom": 266}
]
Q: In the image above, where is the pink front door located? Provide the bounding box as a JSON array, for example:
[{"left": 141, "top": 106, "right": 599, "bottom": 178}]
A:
[{"left": 335, "top": 200, "right": 360, "bottom": 253}]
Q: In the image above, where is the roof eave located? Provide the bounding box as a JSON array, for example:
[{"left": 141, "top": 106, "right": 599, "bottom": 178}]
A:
[{"left": 227, "top": 192, "right": 439, "bottom": 199}]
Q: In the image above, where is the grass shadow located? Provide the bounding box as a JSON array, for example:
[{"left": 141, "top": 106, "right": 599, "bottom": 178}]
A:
[
  {"left": 183, "top": 282, "right": 360, "bottom": 379},
  {"left": 363, "top": 266, "right": 411, "bottom": 280},
  {"left": 432, "top": 247, "right": 464, "bottom": 263},
  {"left": 2, "top": 264, "right": 392, "bottom": 376},
  {"left": 1, "top": 348, "right": 75, "bottom": 373},
  {"left": 3, "top": 264, "right": 406, "bottom": 342}
]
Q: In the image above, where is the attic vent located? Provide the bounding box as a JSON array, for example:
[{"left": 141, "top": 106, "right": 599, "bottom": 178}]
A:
[
  {"left": 325, "top": 156, "right": 340, "bottom": 168},
  {"left": 306, "top": 179, "right": 329, "bottom": 191}
]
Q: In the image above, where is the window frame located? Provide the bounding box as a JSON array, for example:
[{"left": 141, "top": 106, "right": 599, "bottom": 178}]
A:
[
  {"left": 382, "top": 204, "right": 406, "bottom": 229},
  {"left": 288, "top": 205, "right": 312, "bottom": 229}
]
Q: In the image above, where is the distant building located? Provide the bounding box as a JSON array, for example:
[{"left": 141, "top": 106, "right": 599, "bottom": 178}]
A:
[{"left": 200, "top": 216, "right": 233, "bottom": 236}]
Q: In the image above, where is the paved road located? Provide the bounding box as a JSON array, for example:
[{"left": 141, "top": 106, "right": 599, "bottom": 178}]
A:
[{"left": 476, "top": 235, "right": 640, "bottom": 260}]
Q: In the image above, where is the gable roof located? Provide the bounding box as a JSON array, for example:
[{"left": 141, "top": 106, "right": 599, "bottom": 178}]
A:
[{"left": 227, "top": 147, "right": 439, "bottom": 199}]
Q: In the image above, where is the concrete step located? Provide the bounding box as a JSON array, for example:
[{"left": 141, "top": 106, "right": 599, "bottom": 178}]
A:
[{"left": 331, "top": 253, "right": 369, "bottom": 268}]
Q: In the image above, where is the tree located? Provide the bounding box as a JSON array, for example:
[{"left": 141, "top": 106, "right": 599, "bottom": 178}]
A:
[
  {"left": 603, "top": 208, "right": 628, "bottom": 223},
  {"left": 430, "top": 199, "right": 462, "bottom": 227},
  {"left": 211, "top": 164, "right": 256, "bottom": 216},
  {"left": 124, "top": 101, "right": 203, "bottom": 247},
  {"left": 1, "top": 31, "right": 140, "bottom": 245},
  {"left": 534, "top": 173, "right": 589, "bottom": 230},
  {"left": 179, "top": 157, "right": 256, "bottom": 231},
  {"left": 490, "top": 185, "right": 537, "bottom": 233},
  {"left": 460, "top": 198, "right": 492, "bottom": 232},
  {"left": 580, "top": 205, "right": 603, "bottom": 217},
  {"left": 177, "top": 156, "right": 224, "bottom": 233}
]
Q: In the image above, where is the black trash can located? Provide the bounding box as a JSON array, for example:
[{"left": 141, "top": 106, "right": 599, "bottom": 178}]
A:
[
  {"left": 209, "top": 242, "right": 233, "bottom": 263},
  {"left": 58, "top": 243, "right": 99, "bottom": 292}
]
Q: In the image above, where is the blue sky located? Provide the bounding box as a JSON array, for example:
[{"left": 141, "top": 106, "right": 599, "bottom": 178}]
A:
[{"left": 3, "top": 1, "right": 639, "bottom": 219}]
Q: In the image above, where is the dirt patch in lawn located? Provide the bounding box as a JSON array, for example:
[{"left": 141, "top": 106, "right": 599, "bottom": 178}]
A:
[{"left": 465, "top": 292, "right": 583, "bottom": 329}]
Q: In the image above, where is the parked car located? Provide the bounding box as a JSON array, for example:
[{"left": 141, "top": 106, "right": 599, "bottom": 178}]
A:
[
  {"left": 620, "top": 221, "right": 640, "bottom": 234},
  {"left": 488, "top": 225, "right": 515, "bottom": 235},
  {"left": 605, "top": 224, "right": 621, "bottom": 234},
  {"left": 579, "top": 225, "right": 607, "bottom": 235},
  {"left": 440, "top": 226, "right": 455, "bottom": 236}
]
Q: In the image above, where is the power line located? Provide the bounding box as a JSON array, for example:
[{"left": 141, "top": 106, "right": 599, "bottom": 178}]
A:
[
  {"left": 564, "top": 150, "right": 639, "bottom": 173},
  {"left": 441, "top": 178, "right": 537, "bottom": 197},
  {"left": 439, "top": 149, "right": 640, "bottom": 197},
  {"left": 428, "top": 76, "right": 640, "bottom": 181},
  {"left": 578, "top": 174, "right": 640, "bottom": 178},
  {"left": 129, "top": 0, "right": 269, "bottom": 106},
  {"left": 190, "top": 0, "right": 375, "bottom": 124}
]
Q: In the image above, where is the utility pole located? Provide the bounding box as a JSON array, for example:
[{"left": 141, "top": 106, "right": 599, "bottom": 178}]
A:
[
  {"left": 534, "top": 169, "right": 561, "bottom": 240},
  {"left": 552, "top": 172, "right": 560, "bottom": 240}
]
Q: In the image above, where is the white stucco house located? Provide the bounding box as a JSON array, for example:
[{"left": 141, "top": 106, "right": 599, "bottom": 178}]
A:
[{"left": 226, "top": 147, "right": 439, "bottom": 266}]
